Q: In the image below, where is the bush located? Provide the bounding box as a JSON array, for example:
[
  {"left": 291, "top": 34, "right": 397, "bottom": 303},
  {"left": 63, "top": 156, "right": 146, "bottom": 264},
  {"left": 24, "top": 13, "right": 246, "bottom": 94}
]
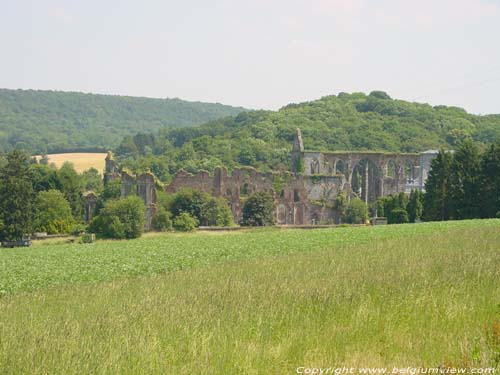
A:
[
  {"left": 200, "top": 197, "right": 234, "bottom": 227},
  {"left": 241, "top": 191, "right": 275, "bottom": 226},
  {"left": 344, "top": 198, "right": 369, "bottom": 224},
  {"left": 89, "top": 196, "right": 145, "bottom": 239},
  {"left": 170, "top": 188, "right": 209, "bottom": 222},
  {"left": 152, "top": 207, "right": 172, "bottom": 231},
  {"left": 34, "top": 190, "right": 75, "bottom": 234},
  {"left": 173, "top": 212, "right": 198, "bottom": 232},
  {"left": 388, "top": 208, "right": 409, "bottom": 224},
  {"left": 169, "top": 189, "right": 234, "bottom": 227}
]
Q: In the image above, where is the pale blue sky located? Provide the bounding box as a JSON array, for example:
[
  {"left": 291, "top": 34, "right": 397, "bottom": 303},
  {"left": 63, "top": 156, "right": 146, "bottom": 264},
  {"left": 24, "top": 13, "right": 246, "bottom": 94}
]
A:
[{"left": 1, "top": 0, "right": 500, "bottom": 114}]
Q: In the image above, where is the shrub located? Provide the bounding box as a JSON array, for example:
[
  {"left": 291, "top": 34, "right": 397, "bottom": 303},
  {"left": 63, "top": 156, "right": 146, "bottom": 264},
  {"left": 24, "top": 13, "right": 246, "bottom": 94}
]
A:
[
  {"left": 34, "top": 190, "right": 75, "bottom": 234},
  {"left": 200, "top": 198, "right": 234, "bottom": 227},
  {"left": 170, "top": 188, "right": 209, "bottom": 222},
  {"left": 173, "top": 212, "right": 198, "bottom": 232},
  {"left": 388, "top": 208, "right": 409, "bottom": 224},
  {"left": 89, "top": 196, "right": 145, "bottom": 239},
  {"left": 241, "top": 191, "right": 275, "bottom": 226},
  {"left": 152, "top": 207, "right": 172, "bottom": 231},
  {"left": 344, "top": 198, "right": 369, "bottom": 224}
]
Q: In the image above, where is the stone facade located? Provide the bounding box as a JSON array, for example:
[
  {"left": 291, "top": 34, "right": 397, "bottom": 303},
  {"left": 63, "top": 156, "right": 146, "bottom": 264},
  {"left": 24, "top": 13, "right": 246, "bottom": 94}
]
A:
[
  {"left": 165, "top": 129, "right": 438, "bottom": 224},
  {"left": 99, "top": 129, "right": 437, "bottom": 226},
  {"left": 120, "top": 170, "right": 157, "bottom": 231},
  {"left": 100, "top": 157, "right": 158, "bottom": 231}
]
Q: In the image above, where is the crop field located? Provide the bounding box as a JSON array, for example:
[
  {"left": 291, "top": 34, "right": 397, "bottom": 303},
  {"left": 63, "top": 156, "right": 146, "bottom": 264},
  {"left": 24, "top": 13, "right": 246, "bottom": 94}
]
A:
[
  {"left": 0, "top": 220, "right": 499, "bottom": 374},
  {"left": 34, "top": 152, "right": 107, "bottom": 173}
]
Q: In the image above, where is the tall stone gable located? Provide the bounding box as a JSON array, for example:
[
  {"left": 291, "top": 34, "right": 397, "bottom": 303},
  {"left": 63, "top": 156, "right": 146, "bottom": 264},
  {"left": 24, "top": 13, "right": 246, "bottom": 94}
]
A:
[{"left": 290, "top": 128, "right": 304, "bottom": 173}]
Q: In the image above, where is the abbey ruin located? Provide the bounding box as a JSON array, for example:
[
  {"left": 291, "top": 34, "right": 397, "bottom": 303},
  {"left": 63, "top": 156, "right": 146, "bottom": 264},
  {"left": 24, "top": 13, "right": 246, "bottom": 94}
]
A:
[{"left": 98, "top": 129, "right": 438, "bottom": 226}]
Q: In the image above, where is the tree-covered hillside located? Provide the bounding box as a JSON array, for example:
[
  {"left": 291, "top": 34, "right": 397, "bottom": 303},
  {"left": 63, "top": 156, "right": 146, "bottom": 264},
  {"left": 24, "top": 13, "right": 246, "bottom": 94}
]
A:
[
  {"left": 0, "top": 89, "right": 245, "bottom": 154},
  {"left": 115, "top": 91, "right": 500, "bottom": 182}
]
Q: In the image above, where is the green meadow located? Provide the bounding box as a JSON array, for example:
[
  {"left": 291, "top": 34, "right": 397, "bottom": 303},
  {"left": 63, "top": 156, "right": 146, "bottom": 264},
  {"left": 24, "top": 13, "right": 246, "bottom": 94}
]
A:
[{"left": 0, "top": 220, "right": 499, "bottom": 374}]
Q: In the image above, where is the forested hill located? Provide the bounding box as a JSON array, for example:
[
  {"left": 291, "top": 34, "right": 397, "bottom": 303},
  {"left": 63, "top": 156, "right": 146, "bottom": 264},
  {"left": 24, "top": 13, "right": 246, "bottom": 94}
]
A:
[
  {"left": 0, "top": 89, "right": 246, "bottom": 154},
  {"left": 115, "top": 91, "right": 500, "bottom": 182}
]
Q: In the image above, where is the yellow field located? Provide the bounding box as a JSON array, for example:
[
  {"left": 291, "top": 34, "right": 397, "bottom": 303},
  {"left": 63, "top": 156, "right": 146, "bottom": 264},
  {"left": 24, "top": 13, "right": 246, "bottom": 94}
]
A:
[{"left": 35, "top": 153, "right": 107, "bottom": 173}]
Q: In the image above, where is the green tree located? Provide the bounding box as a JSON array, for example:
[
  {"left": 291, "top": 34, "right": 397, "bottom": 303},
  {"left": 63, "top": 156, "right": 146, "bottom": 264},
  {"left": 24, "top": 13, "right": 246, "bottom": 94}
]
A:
[
  {"left": 170, "top": 188, "right": 210, "bottom": 223},
  {"left": 479, "top": 140, "right": 500, "bottom": 218},
  {"left": 95, "top": 179, "right": 122, "bottom": 214},
  {"left": 200, "top": 197, "right": 234, "bottom": 227},
  {"left": 343, "top": 198, "right": 369, "bottom": 224},
  {"left": 334, "top": 192, "right": 348, "bottom": 223},
  {"left": 388, "top": 208, "right": 409, "bottom": 224},
  {"left": 89, "top": 196, "right": 145, "bottom": 239},
  {"left": 152, "top": 207, "right": 172, "bottom": 231},
  {"left": 34, "top": 190, "right": 74, "bottom": 234},
  {"left": 81, "top": 168, "right": 103, "bottom": 193},
  {"left": 57, "top": 162, "right": 84, "bottom": 219},
  {"left": 30, "top": 164, "right": 60, "bottom": 192},
  {"left": 407, "top": 189, "right": 423, "bottom": 223},
  {"left": 422, "top": 150, "right": 453, "bottom": 221},
  {"left": 241, "top": 191, "right": 275, "bottom": 226},
  {"left": 0, "top": 150, "right": 34, "bottom": 241},
  {"left": 173, "top": 212, "right": 198, "bottom": 232},
  {"left": 449, "top": 140, "right": 481, "bottom": 219}
]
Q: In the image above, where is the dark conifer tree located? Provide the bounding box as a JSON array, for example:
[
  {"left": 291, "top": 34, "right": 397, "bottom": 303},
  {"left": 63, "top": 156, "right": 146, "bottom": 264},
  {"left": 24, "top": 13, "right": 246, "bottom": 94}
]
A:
[
  {"left": 0, "top": 150, "right": 34, "bottom": 241},
  {"left": 407, "top": 189, "right": 423, "bottom": 223},
  {"left": 479, "top": 140, "right": 500, "bottom": 218},
  {"left": 449, "top": 140, "right": 481, "bottom": 219},
  {"left": 422, "top": 150, "right": 453, "bottom": 221}
]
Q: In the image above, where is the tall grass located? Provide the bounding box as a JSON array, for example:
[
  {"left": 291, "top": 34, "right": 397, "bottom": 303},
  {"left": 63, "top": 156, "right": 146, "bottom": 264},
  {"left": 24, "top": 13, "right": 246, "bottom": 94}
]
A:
[{"left": 0, "top": 220, "right": 499, "bottom": 374}]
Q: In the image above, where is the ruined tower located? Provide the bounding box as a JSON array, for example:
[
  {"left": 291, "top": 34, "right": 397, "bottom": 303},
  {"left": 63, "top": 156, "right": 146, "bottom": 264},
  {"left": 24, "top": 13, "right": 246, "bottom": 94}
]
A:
[{"left": 290, "top": 128, "right": 304, "bottom": 173}]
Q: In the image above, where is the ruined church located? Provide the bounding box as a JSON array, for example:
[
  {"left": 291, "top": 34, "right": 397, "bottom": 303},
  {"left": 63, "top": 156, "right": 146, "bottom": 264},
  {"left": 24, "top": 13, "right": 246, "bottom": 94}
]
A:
[{"left": 98, "top": 129, "right": 438, "bottom": 227}]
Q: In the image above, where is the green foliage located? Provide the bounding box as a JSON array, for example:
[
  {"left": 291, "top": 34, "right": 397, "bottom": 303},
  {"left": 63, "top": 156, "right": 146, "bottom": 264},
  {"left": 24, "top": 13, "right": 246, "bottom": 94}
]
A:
[
  {"left": 152, "top": 207, "right": 172, "bottom": 232},
  {"left": 344, "top": 198, "right": 369, "bottom": 224},
  {"left": 80, "top": 168, "right": 103, "bottom": 193},
  {"left": 95, "top": 179, "right": 122, "bottom": 213},
  {"left": 89, "top": 196, "right": 145, "bottom": 239},
  {"left": 423, "top": 150, "right": 453, "bottom": 221},
  {"left": 200, "top": 197, "right": 234, "bottom": 227},
  {"left": 115, "top": 92, "right": 500, "bottom": 179},
  {"left": 388, "top": 208, "right": 409, "bottom": 224},
  {"left": 0, "top": 150, "right": 34, "bottom": 241},
  {"left": 57, "top": 162, "right": 84, "bottom": 220},
  {"left": 168, "top": 188, "right": 233, "bottom": 227},
  {"left": 334, "top": 192, "right": 348, "bottom": 222},
  {"left": 407, "top": 190, "right": 424, "bottom": 223},
  {"left": 173, "top": 212, "right": 198, "bottom": 232},
  {"left": 34, "top": 190, "right": 75, "bottom": 234},
  {"left": 479, "top": 140, "right": 500, "bottom": 218},
  {"left": 241, "top": 192, "right": 276, "bottom": 226},
  {"left": 170, "top": 188, "right": 209, "bottom": 223},
  {"left": 0, "top": 89, "right": 245, "bottom": 154},
  {"left": 377, "top": 193, "right": 410, "bottom": 224},
  {"left": 449, "top": 140, "right": 482, "bottom": 219},
  {"left": 30, "top": 164, "right": 60, "bottom": 192}
]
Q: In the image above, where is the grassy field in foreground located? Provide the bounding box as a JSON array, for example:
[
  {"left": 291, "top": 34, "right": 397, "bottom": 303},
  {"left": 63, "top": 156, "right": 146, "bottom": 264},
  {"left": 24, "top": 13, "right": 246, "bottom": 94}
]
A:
[
  {"left": 0, "top": 221, "right": 499, "bottom": 373},
  {"left": 34, "top": 152, "right": 107, "bottom": 173}
]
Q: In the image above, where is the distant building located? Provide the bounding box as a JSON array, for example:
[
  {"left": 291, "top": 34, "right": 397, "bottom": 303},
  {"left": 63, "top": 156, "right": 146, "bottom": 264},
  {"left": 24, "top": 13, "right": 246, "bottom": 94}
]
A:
[{"left": 165, "top": 129, "right": 438, "bottom": 225}]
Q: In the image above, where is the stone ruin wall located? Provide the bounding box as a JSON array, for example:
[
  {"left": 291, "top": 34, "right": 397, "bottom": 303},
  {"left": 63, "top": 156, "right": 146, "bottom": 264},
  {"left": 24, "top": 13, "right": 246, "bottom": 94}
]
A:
[
  {"left": 89, "top": 130, "right": 438, "bottom": 227},
  {"left": 165, "top": 167, "right": 341, "bottom": 225}
]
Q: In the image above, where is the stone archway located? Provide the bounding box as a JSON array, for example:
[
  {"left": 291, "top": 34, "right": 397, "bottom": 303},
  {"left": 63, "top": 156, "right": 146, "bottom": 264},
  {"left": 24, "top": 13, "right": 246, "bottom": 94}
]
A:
[
  {"left": 310, "top": 158, "right": 320, "bottom": 174},
  {"left": 351, "top": 158, "right": 382, "bottom": 204}
]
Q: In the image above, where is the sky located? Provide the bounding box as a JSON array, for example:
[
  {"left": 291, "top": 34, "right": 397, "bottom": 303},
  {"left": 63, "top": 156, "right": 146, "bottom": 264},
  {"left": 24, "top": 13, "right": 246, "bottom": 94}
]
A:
[{"left": 1, "top": 0, "right": 500, "bottom": 114}]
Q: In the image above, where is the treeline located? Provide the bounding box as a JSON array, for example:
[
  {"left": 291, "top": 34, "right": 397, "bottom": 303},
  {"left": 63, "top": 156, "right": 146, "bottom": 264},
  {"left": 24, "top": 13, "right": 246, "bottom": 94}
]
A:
[
  {"left": 0, "top": 149, "right": 281, "bottom": 243},
  {"left": 0, "top": 89, "right": 245, "bottom": 154},
  {"left": 0, "top": 150, "right": 104, "bottom": 241},
  {"left": 114, "top": 91, "right": 500, "bottom": 183},
  {"left": 371, "top": 139, "right": 500, "bottom": 224},
  {"left": 423, "top": 140, "right": 500, "bottom": 221}
]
